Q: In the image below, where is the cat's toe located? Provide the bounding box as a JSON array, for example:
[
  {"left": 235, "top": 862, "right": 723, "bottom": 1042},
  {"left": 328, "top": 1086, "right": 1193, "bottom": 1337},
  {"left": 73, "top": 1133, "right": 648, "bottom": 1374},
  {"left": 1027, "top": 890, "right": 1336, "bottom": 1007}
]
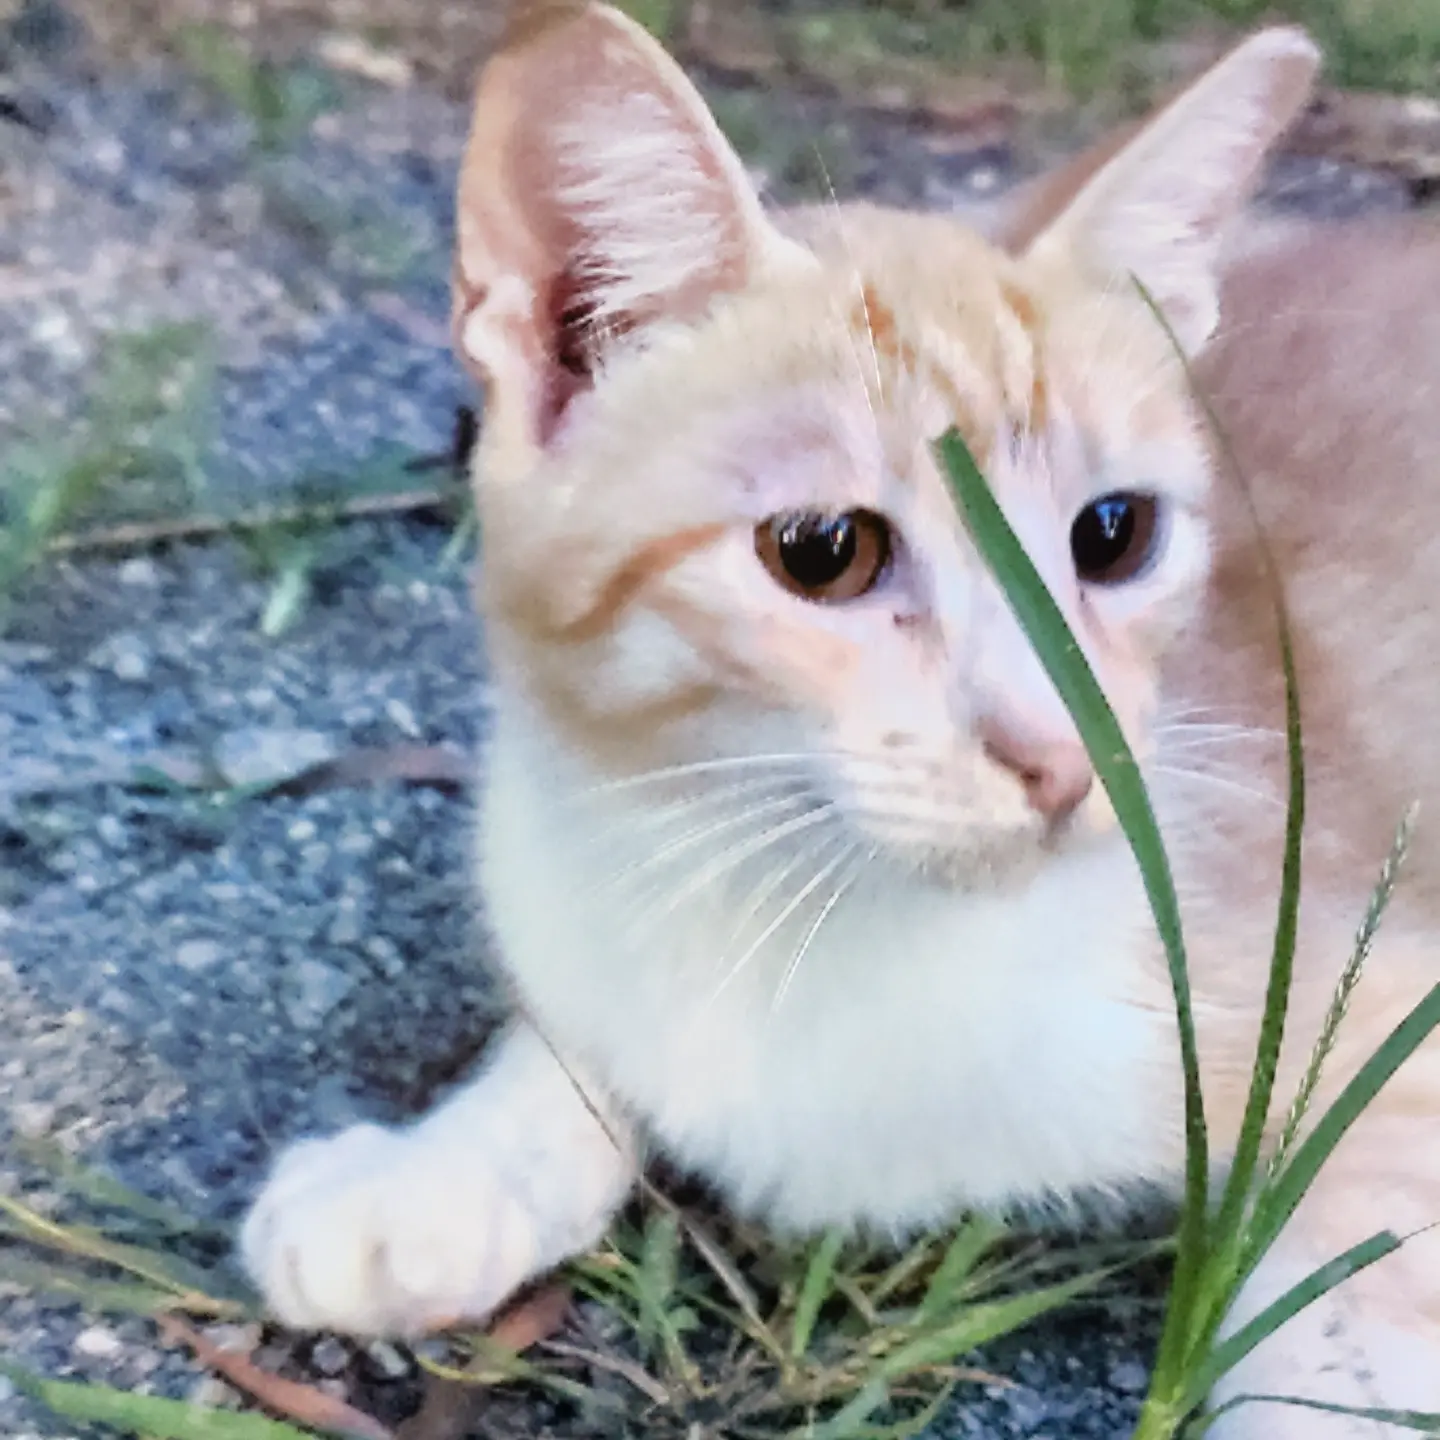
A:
[{"left": 239, "top": 1123, "right": 541, "bottom": 1337}]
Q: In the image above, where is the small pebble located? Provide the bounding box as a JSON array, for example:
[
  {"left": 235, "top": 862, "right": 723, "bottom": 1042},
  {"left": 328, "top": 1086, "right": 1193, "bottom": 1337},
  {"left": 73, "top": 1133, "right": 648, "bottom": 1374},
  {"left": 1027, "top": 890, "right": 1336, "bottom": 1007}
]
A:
[
  {"left": 214, "top": 726, "right": 339, "bottom": 789},
  {"left": 74, "top": 1325, "right": 124, "bottom": 1359},
  {"left": 188, "top": 1375, "right": 240, "bottom": 1408},
  {"left": 118, "top": 557, "right": 161, "bottom": 587},
  {"left": 12, "top": 1101, "right": 56, "bottom": 1138},
  {"left": 364, "top": 1339, "right": 412, "bottom": 1380},
  {"left": 309, "top": 1335, "right": 350, "bottom": 1376},
  {"left": 175, "top": 938, "right": 224, "bottom": 973},
  {"left": 89, "top": 633, "right": 153, "bottom": 683},
  {"left": 385, "top": 697, "right": 421, "bottom": 737},
  {"left": 1107, "top": 1359, "right": 1149, "bottom": 1394},
  {"left": 288, "top": 958, "right": 356, "bottom": 1028}
]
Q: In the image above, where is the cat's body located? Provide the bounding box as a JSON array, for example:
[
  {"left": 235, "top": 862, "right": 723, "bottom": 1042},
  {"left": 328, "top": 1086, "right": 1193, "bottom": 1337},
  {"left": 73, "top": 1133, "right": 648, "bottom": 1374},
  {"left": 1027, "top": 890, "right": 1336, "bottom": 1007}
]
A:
[{"left": 241, "top": 8, "right": 1440, "bottom": 1433}]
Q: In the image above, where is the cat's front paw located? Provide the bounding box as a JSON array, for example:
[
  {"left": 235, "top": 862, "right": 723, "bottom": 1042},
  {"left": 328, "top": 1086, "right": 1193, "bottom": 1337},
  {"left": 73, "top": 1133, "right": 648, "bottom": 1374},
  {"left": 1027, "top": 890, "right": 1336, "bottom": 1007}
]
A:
[{"left": 239, "top": 1123, "right": 543, "bottom": 1336}]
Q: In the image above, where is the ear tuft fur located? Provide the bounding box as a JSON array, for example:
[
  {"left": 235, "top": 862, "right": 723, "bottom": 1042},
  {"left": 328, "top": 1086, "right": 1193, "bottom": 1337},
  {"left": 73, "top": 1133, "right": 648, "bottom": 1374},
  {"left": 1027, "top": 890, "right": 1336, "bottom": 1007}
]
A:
[
  {"left": 453, "top": 2, "right": 796, "bottom": 457},
  {"left": 1024, "top": 27, "right": 1321, "bottom": 351}
]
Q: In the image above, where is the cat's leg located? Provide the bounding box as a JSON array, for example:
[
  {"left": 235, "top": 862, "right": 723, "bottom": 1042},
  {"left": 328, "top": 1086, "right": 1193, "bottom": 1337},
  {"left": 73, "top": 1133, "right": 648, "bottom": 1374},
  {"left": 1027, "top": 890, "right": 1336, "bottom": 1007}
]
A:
[{"left": 240, "top": 1020, "right": 638, "bottom": 1336}]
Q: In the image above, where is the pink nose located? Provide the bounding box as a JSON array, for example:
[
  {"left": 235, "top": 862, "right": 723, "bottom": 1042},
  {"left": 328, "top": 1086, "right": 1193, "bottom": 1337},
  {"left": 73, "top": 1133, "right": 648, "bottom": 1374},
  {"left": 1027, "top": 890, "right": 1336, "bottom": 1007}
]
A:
[{"left": 980, "top": 718, "right": 1094, "bottom": 822}]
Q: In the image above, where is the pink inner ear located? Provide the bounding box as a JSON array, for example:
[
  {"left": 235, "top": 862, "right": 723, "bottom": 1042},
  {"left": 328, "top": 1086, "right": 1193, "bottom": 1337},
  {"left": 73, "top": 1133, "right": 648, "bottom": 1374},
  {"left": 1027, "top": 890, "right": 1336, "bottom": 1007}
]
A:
[
  {"left": 453, "top": 2, "right": 779, "bottom": 455},
  {"left": 540, "top": 263, "right": 641, "bottom": 445}
]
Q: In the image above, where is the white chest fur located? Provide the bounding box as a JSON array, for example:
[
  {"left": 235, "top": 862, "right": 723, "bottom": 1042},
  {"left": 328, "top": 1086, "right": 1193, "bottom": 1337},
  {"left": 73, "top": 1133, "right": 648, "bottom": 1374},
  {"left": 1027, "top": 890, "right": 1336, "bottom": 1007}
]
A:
[{"left": 479, "top": 700, "right": 1184, "bottom": 1233}]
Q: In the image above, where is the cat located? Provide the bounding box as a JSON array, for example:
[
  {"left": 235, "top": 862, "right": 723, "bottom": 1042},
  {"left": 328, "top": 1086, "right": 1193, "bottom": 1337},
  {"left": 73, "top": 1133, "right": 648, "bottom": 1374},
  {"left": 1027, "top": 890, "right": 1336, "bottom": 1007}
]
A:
[{"left": 240, "top": 5, "right": 1440, "bottom": 1435}]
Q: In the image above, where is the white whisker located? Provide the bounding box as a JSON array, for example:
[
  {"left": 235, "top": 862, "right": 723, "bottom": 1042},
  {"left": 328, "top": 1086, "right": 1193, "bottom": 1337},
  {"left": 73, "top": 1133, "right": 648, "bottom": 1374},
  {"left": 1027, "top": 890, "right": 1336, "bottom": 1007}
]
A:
[
  {"left": 718, "top": 844, "right": 824, "bottom": 974},
  {"left": 771, "top": 846, "right": 873, "bottom": 1013},
  {"left": 1149, "top": 763, "right": 1280, "bottom": 809},
  {"left": 601, "top": 792, "right": 810, "bottom": 894},
  {"left": 709, "top": 838, "right": 855, "bottom": 1005},
  {"left": 582, "top": 752, "right": 828, "bottom": 795},
  {"left": 618, "top": 803, "right": 841, "bottom": 952}
]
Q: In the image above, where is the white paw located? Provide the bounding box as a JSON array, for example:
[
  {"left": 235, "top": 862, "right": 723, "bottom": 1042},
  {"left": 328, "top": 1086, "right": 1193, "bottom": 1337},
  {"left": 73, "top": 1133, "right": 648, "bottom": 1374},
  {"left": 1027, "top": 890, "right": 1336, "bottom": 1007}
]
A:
[{"left": 239, "top": 1123, "right": 543, "bottom": 1337}]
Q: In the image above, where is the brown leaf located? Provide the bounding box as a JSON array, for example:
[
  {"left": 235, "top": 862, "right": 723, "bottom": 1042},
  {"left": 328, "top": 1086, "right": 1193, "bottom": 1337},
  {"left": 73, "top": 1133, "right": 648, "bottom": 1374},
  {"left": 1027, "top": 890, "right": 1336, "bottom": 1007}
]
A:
[
  {"left": 271, "top": 745, "right": 473, "bottom": 798},
  {"left": 158, "top": 1316, "right": 395, "bottom": 1440},
  {"left": 397, "top": 1287, "right": 573, "bottom": 1440},
  {"left": 484, "top": 1282, "right": 572, "bottom": 1354}
]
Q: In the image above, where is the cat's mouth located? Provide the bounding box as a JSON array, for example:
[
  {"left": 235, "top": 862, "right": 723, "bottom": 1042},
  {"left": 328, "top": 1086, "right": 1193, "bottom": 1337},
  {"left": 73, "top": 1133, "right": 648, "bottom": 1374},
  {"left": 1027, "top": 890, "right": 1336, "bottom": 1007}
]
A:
[{"left": 842, "top": 786, "right": 1110, "bottom": 893}]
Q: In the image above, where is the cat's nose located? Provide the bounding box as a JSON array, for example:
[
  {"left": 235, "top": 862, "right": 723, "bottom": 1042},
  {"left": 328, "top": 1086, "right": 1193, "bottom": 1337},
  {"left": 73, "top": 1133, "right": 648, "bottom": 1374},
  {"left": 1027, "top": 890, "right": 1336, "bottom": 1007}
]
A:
[{"left": 979, "top": 717, "right": 1094, "bottom": 822}]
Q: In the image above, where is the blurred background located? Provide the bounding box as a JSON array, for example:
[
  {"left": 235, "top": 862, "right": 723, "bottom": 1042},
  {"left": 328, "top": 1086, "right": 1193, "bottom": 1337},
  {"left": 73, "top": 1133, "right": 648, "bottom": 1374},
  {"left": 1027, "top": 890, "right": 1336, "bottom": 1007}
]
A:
[{"left": 2, "top": 0, "right": 1436, "bottom": 573}]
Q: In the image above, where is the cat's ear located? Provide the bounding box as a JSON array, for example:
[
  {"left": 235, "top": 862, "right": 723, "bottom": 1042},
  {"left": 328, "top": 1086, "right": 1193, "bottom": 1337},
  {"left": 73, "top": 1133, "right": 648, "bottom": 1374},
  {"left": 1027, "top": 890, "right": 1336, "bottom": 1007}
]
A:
[
  {"left": 453, "top": 0, "right": 803, "bottom": 454},
  {"left": 1023, "top": 28, "right": 1320, "bottom": 351}
]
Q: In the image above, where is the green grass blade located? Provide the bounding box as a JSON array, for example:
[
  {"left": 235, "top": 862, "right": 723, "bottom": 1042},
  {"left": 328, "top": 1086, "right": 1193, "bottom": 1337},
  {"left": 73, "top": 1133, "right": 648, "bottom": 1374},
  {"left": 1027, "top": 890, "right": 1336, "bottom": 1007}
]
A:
[
  {"left": 635, "top": 1210, "right": 697, "bottom": 1383},
  {"left": 1198, "top": 1392, "right": 1440, "bottom": 1436},
  {"left": 876, "top": 1270, "right": 1105, "bottom": 1380},
  {"left": 0, "top": 1359, "right": 318, "bottom": 1439},
  {"left": 680, "top": 1211, "right": 787, "bottom": 1363},
  {"left": 934, "top": 428, "right": 1209, "bottom": 1376},
  {"left": 916, "top": 1217, "right": 1007, "bottom": 1321},
  {"left": 0, "top": 1252, "right": 179, "bottom": 1315},
  {"left": 0, "top": 1194, "right": 253, "bottom": 1308},
  {"left": 792, "top": 1228, "right": 846, "bottom": 1358},
  {"left": 835, "top": 1381, "right": 958, "bottom": 1440},
  {"left": 1132, "top": 278, "right": 1305, "bottom": 1350},
  {"left": 639, "top": 1209, "right": 681, "bottom": 1316},
  {"left": 1182, "top": 1229, "right": 1401, "bottom": 1410},
  {"left": 804, "top": 1376, "right": 892, "bottom": 1440},
  {"left": 865, "top": 1237, "right": 939, "bottom": 1310},
  {"left": 1242, "top": 982, "right": 1440, "bottom": 1282},
  {"left": 11, "top": 1136, "right": 227, "bottom": 1240}
]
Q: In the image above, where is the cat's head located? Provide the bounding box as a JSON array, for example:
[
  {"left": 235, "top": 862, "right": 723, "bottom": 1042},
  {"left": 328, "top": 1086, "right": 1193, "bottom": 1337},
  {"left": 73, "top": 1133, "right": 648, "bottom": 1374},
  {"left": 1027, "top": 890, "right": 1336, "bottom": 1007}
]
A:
[{"left": 453, "top": 3, "right": 1317, "bottom": 885}]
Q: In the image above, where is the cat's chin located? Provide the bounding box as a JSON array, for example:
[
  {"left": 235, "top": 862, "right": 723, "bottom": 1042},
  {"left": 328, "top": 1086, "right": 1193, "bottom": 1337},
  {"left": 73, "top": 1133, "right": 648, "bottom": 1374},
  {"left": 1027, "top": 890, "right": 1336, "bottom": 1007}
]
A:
[{"left": 871, "top": 810, "right": 1103, "bottom": 893}]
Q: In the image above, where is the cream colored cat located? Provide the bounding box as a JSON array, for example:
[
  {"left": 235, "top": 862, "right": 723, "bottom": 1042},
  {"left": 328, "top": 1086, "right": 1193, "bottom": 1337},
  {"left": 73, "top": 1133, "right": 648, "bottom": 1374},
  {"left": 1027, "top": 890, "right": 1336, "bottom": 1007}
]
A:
[{"left": 240, "top": 6, "right": 1440, "bottom": 1435}]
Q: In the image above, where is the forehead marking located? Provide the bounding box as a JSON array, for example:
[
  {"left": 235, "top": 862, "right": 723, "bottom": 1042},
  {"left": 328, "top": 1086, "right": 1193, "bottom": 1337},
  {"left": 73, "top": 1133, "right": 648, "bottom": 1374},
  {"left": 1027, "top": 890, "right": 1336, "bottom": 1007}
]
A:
[
  {"left": 999, "top": 280, "right": 1049, "bottom": 434},
  {"left": 849, "top": 283, "right": 989, "bottom": 464}
]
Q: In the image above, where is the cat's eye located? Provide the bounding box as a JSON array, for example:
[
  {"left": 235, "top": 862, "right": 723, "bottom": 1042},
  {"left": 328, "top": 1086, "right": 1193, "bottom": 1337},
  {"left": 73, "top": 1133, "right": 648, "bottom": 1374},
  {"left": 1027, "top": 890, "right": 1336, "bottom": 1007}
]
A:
[
  {"left": 1070, "top": 492, "right": 1161, "bottom": 585},
  {"left": 755, "top": 509, "right": 892, "bottom": 603}
]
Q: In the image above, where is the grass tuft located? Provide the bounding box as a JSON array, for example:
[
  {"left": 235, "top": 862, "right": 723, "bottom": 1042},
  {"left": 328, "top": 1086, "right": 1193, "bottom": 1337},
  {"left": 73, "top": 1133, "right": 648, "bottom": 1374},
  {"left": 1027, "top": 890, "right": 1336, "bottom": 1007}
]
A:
[
  {"left": 934, "top": 276, "right": 1440, "bottom": 1438},
  {"left": 176, "top": 24, "right": 341, "bottom": 156},
  {"left": 0, "top": 1139, "right": 1144, "bottom": 1440},
  {"left": 0, "top": 320, "right": 216, "bottom": 626}
]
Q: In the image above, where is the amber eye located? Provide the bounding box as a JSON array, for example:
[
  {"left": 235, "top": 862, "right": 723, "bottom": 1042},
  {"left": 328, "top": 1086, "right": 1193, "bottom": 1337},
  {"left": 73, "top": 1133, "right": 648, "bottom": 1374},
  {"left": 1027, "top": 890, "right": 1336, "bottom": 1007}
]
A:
[
  {"left": 755, "top": 509, "right": 892, "bottom": 603},
  {"left": 1070, "top": 492, "right": 1161, "bottom": 585}
]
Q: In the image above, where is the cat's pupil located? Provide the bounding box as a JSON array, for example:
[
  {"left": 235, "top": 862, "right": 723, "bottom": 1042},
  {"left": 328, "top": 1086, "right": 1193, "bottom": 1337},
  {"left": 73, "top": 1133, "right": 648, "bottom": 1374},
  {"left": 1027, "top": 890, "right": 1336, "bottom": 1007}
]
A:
[
  {"left": 779, "top": 514, "right": 857, "bottom": 587},
  {"left": 755, "top": 508, "right": 890, "bottom": 603},
  {"left": 1069, "top": 492, "right": 1160, "bottom": 585}
]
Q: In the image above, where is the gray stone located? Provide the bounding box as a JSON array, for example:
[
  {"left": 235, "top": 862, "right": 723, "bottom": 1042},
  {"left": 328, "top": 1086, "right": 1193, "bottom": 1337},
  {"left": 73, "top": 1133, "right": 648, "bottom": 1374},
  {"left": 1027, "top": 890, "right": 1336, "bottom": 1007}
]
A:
[
  {"left": 88, "top": 633, "right": 153, "bottom": 682},
  {"left": 213, "top": 727, "right": 339, "bottom": 789},
  {"left": 73, "top": 1325, "right": 123, "bottom": 1359},
  {"left": 308, "top": 1335, "right": 349, "bottom": 1376},
  {"left": 287, "top": 959, "right": 356, "bottom": 1029},
  {"left": 117, "top": 557, "right": 162, "bottom": 587},
  {"left": 175, "top": 938, "right": 224, "bottom": 973}
]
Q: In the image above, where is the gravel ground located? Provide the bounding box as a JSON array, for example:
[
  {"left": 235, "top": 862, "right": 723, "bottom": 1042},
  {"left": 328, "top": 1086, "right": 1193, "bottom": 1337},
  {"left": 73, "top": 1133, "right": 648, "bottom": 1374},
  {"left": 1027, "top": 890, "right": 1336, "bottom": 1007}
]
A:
[{"left": 0, "top": 6, "right": 1431, "bottom": 1438}]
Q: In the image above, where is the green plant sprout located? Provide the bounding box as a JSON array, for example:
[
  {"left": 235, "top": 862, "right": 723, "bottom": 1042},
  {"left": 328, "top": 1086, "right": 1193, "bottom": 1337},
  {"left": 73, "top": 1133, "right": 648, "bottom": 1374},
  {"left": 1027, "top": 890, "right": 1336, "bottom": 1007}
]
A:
[
  {"left": 934, "top": 276, "right": 1440, "bottom": 1439},
  {"left": 0, "top": 321, "right": 216, "bottom": 623}
]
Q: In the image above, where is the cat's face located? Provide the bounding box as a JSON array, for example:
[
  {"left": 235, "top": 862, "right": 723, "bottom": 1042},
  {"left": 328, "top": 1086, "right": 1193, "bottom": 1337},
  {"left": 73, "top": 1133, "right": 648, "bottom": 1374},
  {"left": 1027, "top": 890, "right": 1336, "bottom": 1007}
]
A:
[{"left": 454, "top": 4, "right": 1317, "bottom": 886}]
